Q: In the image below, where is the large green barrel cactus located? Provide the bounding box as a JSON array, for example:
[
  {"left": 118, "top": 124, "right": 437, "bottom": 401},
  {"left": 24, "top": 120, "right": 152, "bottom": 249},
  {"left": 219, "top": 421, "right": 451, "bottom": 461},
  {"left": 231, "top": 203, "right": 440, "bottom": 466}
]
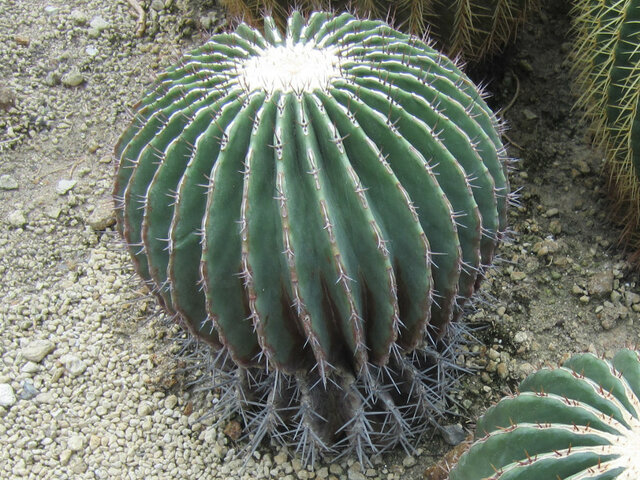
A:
[
  {"left": 573, "top": 1, "right": 640, "bottom": 259},
  {"left": 219, "top": 0, "right": 538, "bottom": 62},
  {"left": 449, "top": 349, "right": 640, "bottom": 479},
  {"left": 113, "top": 11, "right": 509, "bottom": 461}
]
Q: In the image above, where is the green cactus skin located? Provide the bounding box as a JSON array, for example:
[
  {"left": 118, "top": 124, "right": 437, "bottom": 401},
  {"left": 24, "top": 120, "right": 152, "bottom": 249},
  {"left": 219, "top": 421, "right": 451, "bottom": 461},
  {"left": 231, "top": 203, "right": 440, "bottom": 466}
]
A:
[
  {"left": 218, "top": 0, "right": 539, "bottom": 62},
  {"left": 573, "top": 1, "right": 640, "bottom": 260},
  {"left": 449, "top": 350, "right": 640, "bottom": 480},
  {"left": 114, "top": 11, "right": 509, "bottom": 462}
]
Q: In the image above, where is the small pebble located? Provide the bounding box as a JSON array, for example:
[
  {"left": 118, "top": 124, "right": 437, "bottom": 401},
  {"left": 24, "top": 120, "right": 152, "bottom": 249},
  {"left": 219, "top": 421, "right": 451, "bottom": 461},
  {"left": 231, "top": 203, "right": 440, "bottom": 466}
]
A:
[
  {"left": 0, "top": 88, "right": 16, "bottom": 111},
  {"left": 62, "top": 71, "right": 85, "bottom": 87},
  {"left": 150, "top": 0, "right": 165, "bottom": 11},
  {"left": 510, "top": 271, "right": 526, "bottom": 281},
  {"left": 0, "top": 174, "right": 18, "bottom": 190},
  {"left": 441, "top": 423, "right": 466, "bottom": 445},
  {"left": 60, "top": 354, "right": 87, "bottom": 377},
  {"left": 402, "top": 455, "right": 416, "bottom": 468},
  {"left": 19, "top": 381, "right": 38, "bottom": 400},
  {"left": 7, "top": 210, "right": 27, "bottom": 227},
  {"left": 70, "top": 9, "right": 88, "bottom": 25},
  {"left": 68, "top": 434, "right": 85, "bottom": 451},
  {"left": 21, "top": 339, "right": 55, "bottom": 362},
  {"left": 164, "top": 394, "right": 178, "bottom": 410},
  {"left": 89, "top": 15, "right": 109, "bottom": 31},
  {"left": 21, "top": 361, "right": 39, "bottom": 374},
  {"left": 137, "top": 401, "right": 153, "bottom": 416},
  {"left": 56, "top": 179, "right": 77, "bottom": 195},
  {"left": 87, "top": 199, "right": 115, "bottom": 230},
  {"left": 0, "top": 384, "right": 17, "bottom": 407}
]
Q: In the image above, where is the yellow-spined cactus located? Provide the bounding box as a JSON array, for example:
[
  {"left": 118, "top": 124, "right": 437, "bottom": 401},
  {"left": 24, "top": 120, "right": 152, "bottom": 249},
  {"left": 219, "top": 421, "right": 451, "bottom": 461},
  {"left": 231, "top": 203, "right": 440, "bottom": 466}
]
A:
[
  {"left": 573, "top": 0, "right": 640, "bottom": 259},
  {"left": 218, "top": 0, "right": 539, "bottom": 62}
]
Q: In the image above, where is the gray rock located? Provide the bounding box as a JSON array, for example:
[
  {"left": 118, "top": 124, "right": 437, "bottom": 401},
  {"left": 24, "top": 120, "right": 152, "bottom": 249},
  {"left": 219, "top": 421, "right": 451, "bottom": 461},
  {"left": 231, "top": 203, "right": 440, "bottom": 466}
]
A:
[
  {"left": 441, "top": 423, "right": 466, "bottom": 445},
  {"left": 62, "top": 71, "right": 84, "bottom": 87},
  {"left": 56, "top": 179, "right": 77, "bottom": 195},
  {"left": 0, "top": 384, "right": 17, "bottom": 407},
  {"left": 588, "top": 270, "right": 614, "bottom": 298},
  {"left": 44, "top": 5, "right": 59, "bottom": 15},
  {"left": 21, "top": 339, "right": 55, "bottom": 362},
  {"left": 87, "top": 199, "right": 115, "bottom": 230},
  {"left": 19, "top": 381, "right": 38, "bottom": 400},
  {"left": 7, "top": 210, "right": 27, "bottom": 227},
  {"left": 0, "top": 174, "right": 18, "bottom": 190}
]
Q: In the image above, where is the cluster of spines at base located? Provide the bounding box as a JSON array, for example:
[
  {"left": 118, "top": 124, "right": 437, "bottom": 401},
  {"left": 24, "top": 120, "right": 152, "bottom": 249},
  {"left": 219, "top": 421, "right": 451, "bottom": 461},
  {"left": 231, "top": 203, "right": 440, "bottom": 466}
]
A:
[{"left": 113, "top": 11, "right": 511, "bottom": 458}]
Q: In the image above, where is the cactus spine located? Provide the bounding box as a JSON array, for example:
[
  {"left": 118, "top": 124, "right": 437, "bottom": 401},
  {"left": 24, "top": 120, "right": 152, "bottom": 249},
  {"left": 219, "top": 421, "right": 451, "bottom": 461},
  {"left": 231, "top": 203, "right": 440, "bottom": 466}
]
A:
[
  {"left": 218, "top": 0, "right": 539, "bottom": 62},
  {"left": 573, "top": 0, "right": 640, "bottom": 259},
  {"left": 449, "top": 350, "right": 640, "bottom": 479},
  {"left": 114, "top": 11, "right": 509, "bottom": 461}
]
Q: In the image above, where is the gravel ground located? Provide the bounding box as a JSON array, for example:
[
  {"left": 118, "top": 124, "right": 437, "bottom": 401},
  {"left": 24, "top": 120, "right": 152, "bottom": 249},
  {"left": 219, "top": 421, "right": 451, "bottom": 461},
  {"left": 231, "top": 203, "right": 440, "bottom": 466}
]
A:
[{"left": 1, "top": 1, "right": 639, "bottom": 479}]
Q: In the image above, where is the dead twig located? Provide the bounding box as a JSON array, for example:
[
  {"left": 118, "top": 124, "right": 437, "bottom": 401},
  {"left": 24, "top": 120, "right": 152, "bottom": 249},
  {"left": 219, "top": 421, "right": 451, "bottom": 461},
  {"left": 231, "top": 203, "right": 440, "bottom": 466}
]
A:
[{"left": 127, "top": 0, "right": 146, "bottom": 37}]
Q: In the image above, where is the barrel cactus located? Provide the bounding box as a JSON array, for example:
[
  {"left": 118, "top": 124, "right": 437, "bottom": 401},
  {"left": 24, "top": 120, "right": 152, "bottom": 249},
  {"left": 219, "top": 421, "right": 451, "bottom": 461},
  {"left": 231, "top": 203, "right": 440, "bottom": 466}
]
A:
[
  {"left": 218, "top": 0, "right": 539, "bottom": 62},
  {"left": 113, "top": 11, "right": 509, "bottom": 462},
  {"left": 449, "top": 349, "right": 640, "bottom": 479},
  {"left": 573, "top": 0, "right": 640, "bottom": 259}
]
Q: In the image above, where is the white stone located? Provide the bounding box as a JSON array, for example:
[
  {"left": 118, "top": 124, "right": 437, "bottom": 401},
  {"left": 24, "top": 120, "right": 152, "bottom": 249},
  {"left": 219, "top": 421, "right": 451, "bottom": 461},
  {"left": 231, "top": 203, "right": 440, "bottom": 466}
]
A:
[
  {"left": 56, "top": 179, "right": 77, "bottom": 195},
  {"left": 21, "top": 339, "right": 55, "bottom": 362},
  {"left": 0, "top": 384, "right": 16, "bottom": 407},
  {"left": 21, "top": 361, "right": 39, "bottom": 373},
  {"left": 68, "top": 434, "right": 85, "bottom": 451},
  {"left": 7, "top": 210, "right": 27, "bottom": 227},
  {"left": 0, "top": 174, "right": 18, "bottom": 190},
  {"left": 89, "top": 16, "right": 109, "bottom": 31}
]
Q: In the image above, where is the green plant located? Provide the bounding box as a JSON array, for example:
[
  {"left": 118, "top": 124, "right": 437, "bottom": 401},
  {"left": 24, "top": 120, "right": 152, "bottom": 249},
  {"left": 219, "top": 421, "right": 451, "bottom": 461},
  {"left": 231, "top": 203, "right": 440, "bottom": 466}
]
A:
[
  {"left": 449, "top": 349, "right": 640, "bottom": 479},
  {"left": 113, "top": 11, "right": 509, "bottom": 462},
  {"left": 573, "top": 0, "right": 640, "bottom": 259},
  {"left": 218, "top": 0, "right": 539, "bottom": 62}
]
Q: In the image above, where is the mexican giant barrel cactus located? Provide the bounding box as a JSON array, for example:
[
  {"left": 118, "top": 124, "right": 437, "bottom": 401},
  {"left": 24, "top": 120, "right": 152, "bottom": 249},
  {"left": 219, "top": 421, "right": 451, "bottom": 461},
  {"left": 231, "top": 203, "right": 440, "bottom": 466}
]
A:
[
  {"left": 113, "top": 11, "right": 509, "bottom": 461},
  {"left": 449, "top": 349, "right": 640, "bottom": 479},
  {"left": 218, "top": 0, "right": 539, "bottom": 62},
  {"left": 573, "top": 1, "right": 640, "bottom": 260}
]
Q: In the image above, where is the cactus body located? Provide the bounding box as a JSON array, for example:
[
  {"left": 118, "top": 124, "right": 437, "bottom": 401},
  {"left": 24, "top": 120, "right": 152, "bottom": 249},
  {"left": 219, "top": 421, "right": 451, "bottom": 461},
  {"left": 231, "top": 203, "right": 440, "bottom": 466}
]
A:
[
  {"left": 218, "top": 0, "right": 538, "bottom": 61},
  {"left": 449, "top": 350, "right": 640, "bottom": 479},
  {"left": 573, "top": 1, "right": 640, "bottom": 258},
  {"left": 114, "top": 12, "right": 508, "bottom": 461}
]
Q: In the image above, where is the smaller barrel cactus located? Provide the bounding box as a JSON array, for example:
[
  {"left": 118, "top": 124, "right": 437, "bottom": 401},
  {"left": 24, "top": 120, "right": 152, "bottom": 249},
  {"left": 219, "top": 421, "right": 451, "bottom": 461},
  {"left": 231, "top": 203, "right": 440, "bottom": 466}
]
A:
[
  {"left": 449, "top": 349, "right": 640, "bottom": 479},
  {"left": 572, "top": 0, "right": 640, "bottom": 259}
]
